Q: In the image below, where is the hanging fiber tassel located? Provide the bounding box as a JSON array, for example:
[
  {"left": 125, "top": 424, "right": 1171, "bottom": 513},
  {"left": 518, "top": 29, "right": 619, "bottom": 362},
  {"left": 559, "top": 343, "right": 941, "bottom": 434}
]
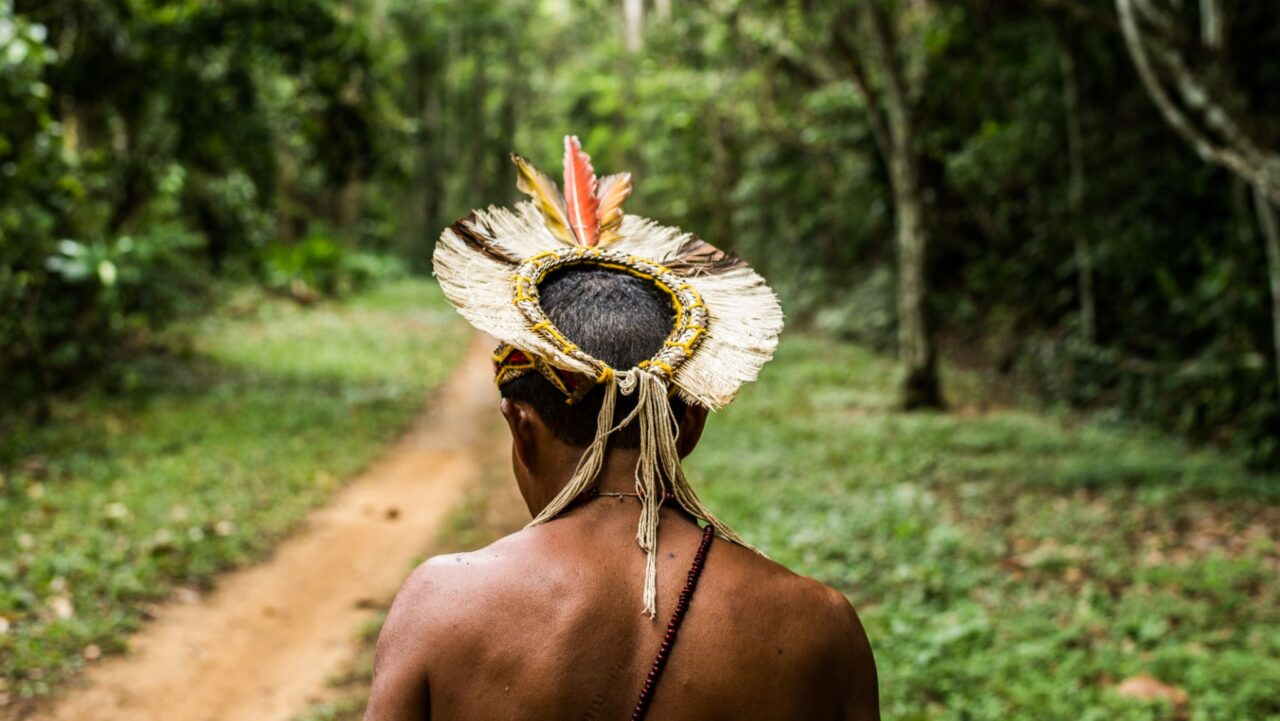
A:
[{"left": 526, "top": 375, "right": 620, "bottom": 527}]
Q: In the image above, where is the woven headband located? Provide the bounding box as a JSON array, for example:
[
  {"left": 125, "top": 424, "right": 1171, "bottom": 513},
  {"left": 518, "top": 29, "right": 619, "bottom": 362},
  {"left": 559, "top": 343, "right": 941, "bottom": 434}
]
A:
[
  {"left": 492, "top": 247, "right": 709, "bottom": 402},
  {"left": 433, "top": 135, "right": 784, "bottom": 616}
]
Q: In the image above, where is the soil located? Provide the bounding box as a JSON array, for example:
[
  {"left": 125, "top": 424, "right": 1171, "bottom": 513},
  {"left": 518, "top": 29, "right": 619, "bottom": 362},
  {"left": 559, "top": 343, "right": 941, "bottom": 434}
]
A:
[{"left": 23, "top": 335, "right": 517, "bottom": 721}]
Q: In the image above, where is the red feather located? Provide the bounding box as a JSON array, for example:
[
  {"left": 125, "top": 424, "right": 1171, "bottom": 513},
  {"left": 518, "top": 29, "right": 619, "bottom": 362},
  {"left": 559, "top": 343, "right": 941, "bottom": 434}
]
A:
[{"left": 562, "top": 135, "right": 601, "bottom": 246}]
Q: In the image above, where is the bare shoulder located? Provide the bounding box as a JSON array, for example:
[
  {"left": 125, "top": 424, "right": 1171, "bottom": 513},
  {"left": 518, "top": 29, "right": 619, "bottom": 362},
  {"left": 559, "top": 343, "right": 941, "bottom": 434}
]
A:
[
  {"left": 365, "top": 532, "right": 548, "bottom": 719},
  {"left": 774, "top": 567, "right": 875, "bottom": 678},
  {"left": 765, "top": 556, "right": 870, "bottom": 653},
  {"left": 716, "top": 541, "right": 864, "bottom": 628},
  {"left": 384, "top": 529, "right": 539, "bottom": 634},
  {"left": 785, "top": 575, "right": 878, "bottom": 719},
  {"left": 713, "top": 544, "right": 878, "bottom": 716}
]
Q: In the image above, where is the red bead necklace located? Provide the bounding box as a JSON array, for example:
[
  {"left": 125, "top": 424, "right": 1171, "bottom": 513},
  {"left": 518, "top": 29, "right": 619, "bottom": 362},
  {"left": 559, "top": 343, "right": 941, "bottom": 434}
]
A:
[
  {"left": 572, "top": 486, "right": 716, "bottom": 720},
  {"left": 631, "top": 524, "right": 715, "bottom": 720}
]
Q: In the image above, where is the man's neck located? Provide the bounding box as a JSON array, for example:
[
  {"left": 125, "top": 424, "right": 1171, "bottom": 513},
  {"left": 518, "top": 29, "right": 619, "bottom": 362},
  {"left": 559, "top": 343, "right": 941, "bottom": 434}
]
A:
[{"left": 526, "top": 446, "right": 646, "bottom": 516}]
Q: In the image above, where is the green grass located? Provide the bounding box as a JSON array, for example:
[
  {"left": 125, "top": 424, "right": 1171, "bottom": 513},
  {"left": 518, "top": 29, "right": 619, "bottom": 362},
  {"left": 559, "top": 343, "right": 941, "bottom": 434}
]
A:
[
  {"left": 0, "top": 279, "right": 468, "bottom": 706},
  {"left": 687, "top": 334, "right": 1280, "bottom": 721},
  {"left": 294, "top": 330, "right": 1280, "bottom": 721}
]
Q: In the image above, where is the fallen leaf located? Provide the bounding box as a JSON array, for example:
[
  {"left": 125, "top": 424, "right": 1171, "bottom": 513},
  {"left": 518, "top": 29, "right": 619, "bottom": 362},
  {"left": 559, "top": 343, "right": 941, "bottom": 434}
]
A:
[
  {"left": 1115, "top": 674, "right": 1188, "bottom": 706},
  {"left": 49, "top": 596, "right": 75, "bottom": 620}
]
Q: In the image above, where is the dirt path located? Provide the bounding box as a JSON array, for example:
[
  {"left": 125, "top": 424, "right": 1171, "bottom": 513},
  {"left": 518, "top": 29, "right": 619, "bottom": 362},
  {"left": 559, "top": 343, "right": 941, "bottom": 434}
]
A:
[{"left": 26, "top": 335, "right": 512, "bottom": 721}]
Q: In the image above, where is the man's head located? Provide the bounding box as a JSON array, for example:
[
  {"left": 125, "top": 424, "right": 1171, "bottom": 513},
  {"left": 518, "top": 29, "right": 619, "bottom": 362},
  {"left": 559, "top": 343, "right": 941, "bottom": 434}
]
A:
[{"left": 498, "top": 267, "right": 708, "bottom": 505}]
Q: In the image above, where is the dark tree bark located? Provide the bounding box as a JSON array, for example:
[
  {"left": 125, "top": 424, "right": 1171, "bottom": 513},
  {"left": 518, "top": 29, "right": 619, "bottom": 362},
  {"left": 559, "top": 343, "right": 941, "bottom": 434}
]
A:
[
  {"left": 1054, "top": 25, "right": 1096, "bottom": 343},
  {"left": 1254, "top": 186, "right": 1280, "bottom": 394},
  {"left": 849, "top": 0, "right": 943, "bottom": 409}
]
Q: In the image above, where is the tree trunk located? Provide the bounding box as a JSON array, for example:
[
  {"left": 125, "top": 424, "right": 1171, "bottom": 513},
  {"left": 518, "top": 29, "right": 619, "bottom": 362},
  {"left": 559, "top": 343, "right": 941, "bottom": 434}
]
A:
[
  {"left": 1056, "top": 29, "right": 1096, "bottom": 343},
  {"left": 857, "top": 0, "right": 942, "bottom": 409},
  {"left": 1253, "top": 185, "right": 1280, "bottom": 397},
  {"left": 887, "top": 138, "right": 941, "bottom": 409},
  {"left": 370, "top": 0, "right": 388, "bottom": 39},
  {"left": 1199, "top": 0, "right": 1223, "bottom": 50},
  {"left": 401, "top": 43, "right": 444, "bottom": 269},
  {"left": 624, "top": 0, "right": 644, "bottom": 52}
]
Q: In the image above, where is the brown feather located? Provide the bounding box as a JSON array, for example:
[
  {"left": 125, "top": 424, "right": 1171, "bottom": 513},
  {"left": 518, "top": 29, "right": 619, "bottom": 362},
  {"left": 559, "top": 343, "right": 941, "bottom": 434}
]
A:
[
  {"left": 665, "top": 235, "right": 748, "bottom": 276},
  {"left": 450, "top": 213, "right": 520, "bottom": 265}
]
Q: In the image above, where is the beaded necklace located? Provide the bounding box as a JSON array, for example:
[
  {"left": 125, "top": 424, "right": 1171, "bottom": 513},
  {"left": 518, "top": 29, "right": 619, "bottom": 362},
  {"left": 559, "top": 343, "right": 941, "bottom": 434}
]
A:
[
  {"left": 574, "top": 487, "right": 677, "bottom": 504},
  {"left": 573, "top": 487, "right": 715, "bottom": 721}
]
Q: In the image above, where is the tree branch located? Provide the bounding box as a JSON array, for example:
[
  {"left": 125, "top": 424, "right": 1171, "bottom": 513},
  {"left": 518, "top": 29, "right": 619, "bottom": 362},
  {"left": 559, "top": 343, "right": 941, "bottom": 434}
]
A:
[
  {"left": 1199, "top": 0, "right": 1223, "bottom": 50},
  {"left": 1115, "top": 0, "right": 1280, "bottom": 204},
  {"left": 857, "top": 0, "right": 914, "bottom": 155},
  {"left": 831, "top": 21, "right": 892, "bottom": 160},
  {"left": 1252, "top": 184, "right": 1280, "bottom": 394}
]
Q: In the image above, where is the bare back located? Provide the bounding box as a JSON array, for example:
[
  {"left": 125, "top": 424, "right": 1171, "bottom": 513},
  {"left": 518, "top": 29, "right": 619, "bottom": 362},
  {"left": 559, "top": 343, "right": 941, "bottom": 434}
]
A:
[{"left": 365, "top": 499, "right": 879, "bottom": 721}]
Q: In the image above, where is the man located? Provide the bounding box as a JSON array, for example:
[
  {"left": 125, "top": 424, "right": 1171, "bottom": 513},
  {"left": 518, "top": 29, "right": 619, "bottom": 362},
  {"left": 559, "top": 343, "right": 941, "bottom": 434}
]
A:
[{"left": 364, "top": 138, "right": 879, "bottom": 720}]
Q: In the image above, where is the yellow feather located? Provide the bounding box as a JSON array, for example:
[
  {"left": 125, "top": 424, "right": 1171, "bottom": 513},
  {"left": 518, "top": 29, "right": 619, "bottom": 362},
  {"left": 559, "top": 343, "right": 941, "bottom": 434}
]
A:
[
  {"left": 512, "top": 154, "right": 573, "bottom": 244},
  {"left": 595, "top": 172, "right": 632, "bottom": 246}
]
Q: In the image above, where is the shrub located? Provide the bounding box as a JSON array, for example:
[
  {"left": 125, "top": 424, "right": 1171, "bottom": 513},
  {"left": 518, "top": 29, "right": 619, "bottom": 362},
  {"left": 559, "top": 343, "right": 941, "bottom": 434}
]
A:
[{"left": 260, "top": 223, "right": 405, "bottom": 302}]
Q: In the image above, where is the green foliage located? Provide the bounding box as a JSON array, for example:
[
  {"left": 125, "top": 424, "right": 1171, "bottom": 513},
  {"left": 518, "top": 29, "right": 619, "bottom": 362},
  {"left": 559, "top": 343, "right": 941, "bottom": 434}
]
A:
[
  {"left": 510, "top": 0, "right": 1280, "bottom": 465},
  {"left": 10, "top": 0, "right": 1278, "bottom": 460},
  {"left": 688, "top": 333, "right": 1280, "bottom": 721},
  {"left": 261, "top": 223, "right": 405, "bottom": 300},
  {"left": 0, "top": 279, "right": 467, "bottom": 702},
  {"left": 1, "top": 0, "right": 403, "bottom": 416},
  {"left": 293, "top": 328, "right": 1280, "bottom": 721}
]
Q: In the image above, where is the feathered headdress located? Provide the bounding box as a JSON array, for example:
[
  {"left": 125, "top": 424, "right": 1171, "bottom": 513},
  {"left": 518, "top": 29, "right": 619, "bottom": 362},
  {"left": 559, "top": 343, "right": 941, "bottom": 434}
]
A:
[{"left": 433, "top": 135, "right": 783, "bottom": 616}]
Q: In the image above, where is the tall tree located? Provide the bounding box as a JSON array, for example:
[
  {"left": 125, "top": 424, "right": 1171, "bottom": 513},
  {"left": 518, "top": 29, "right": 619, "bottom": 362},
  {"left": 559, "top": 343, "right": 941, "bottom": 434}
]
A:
[
  {"left": 624, "top": 0, "right": 644, "bottom": 52},
  {"left": 1053, "top": 20, "right": 1096, "bottom": 343},
  {"left": 839, "top": 0, "right": 943, "bottom": 409}
]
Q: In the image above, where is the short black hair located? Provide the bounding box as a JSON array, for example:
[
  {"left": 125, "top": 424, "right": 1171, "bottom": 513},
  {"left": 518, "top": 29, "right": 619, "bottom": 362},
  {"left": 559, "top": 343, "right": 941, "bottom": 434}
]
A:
[{"left": 499, "top": 266, "right": 686, "bottom": 448}]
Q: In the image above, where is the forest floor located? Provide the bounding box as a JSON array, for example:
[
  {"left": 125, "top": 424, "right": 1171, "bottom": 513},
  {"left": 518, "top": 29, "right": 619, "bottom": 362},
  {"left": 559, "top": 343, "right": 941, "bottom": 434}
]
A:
[
  {"left": 5, "top": 284, "right": 1279, "bottom": 721},
  {"left": 21, "top": 336, "right": 512, "bottom": 721},
  {"left": 0, "top": 280, "right": 472, "bottom": 718},
  {"left": 298, "top": 333, "right": 1280, "bottom": 721}
]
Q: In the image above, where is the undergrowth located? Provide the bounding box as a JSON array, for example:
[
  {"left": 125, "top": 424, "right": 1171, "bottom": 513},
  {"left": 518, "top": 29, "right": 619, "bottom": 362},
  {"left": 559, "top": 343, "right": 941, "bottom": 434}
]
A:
[
  {"left": 690, "top": 335, "right": 1280, "bottom": 721},
  {"left": 0, "top": 279, "right": 468, "bottom": 708},
  {"left": 296, "top": 330, "right": 1278, "bottom": 721}
]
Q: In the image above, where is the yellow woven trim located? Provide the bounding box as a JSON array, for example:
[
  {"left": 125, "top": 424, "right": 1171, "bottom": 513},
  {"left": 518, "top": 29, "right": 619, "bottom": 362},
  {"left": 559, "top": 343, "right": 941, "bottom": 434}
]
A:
[
  {"left": 493, "top": 342, "right": 592, "bottom": 398},
  {"left": 537, "top": 358, "right": 574, "bottom": 396},
  {"left": 507, "top": 248, "right": 709, "bottom": 397},
  {"left": 641, "top": 359, "right": 675, "bottom": 375},
  {"left": 663, "top": 326, "right": 705, "bottom": 352}
]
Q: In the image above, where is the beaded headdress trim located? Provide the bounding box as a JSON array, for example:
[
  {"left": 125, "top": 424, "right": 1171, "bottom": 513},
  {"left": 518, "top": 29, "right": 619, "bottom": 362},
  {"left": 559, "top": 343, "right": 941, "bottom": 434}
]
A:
[{"left": 494, "top": 247, "right": 709, "bottom": 402}]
